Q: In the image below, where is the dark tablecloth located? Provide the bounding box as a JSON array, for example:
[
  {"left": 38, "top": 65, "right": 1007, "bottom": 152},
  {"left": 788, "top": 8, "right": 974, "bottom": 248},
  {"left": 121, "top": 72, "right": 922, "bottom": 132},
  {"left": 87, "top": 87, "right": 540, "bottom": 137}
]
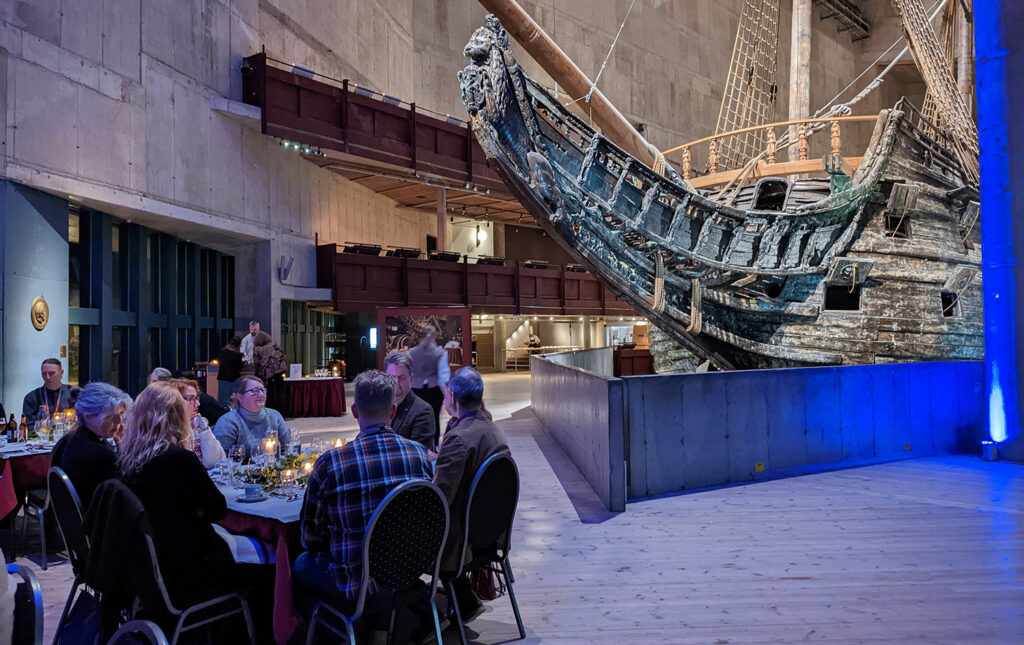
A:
[
  {"left": 219, "top": 509, "right": 303, "bottom": 644},
  {"left": 281, "top": 379, "right": 346, "bottom": 418},
  {"left": 0, "top": 451, "right": 51, "bottom": 520}
]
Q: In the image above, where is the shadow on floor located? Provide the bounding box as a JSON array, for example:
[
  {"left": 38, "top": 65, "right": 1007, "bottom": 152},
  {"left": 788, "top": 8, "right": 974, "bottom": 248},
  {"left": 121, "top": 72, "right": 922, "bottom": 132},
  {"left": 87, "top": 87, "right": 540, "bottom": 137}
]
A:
[{"left": 500, "top": 406, "right": 620, "bottom": 525}]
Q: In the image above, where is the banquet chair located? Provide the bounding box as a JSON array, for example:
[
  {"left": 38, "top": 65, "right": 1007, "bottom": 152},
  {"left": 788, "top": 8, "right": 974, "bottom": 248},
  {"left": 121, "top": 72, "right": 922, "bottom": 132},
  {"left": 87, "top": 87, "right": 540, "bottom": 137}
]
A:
[
  {"left": 21, "top": 486, "right": 49, "bottom": 570},
  {"left": 106, "top": 620, "right": 170, "bottom": 645},
  {"left": 306, "top": 479, "right": 449, "bottom": 645},
  {"left": 134, "top": 521, "right": 256, "bottom": 645},
  {"left": 9, "top": 562, "right": 44, "bottom": 645},
  {"left": 448, "top": 453, "right": 525, "bottom": 645},
  {"left": 47, "top": 467, "right": 90, "bottom": 642}
]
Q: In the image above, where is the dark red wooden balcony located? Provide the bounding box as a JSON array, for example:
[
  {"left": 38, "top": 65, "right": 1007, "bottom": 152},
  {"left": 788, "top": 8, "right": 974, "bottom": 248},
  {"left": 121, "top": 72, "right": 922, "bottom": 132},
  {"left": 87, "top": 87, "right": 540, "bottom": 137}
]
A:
[{"left": 317, "top": 245, "right": 637, "bottom": 316}]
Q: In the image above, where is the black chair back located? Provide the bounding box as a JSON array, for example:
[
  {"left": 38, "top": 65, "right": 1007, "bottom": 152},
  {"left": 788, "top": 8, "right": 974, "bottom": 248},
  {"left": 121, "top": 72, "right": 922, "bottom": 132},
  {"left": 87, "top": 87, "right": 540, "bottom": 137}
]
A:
[
  {"left": 48, "top": 467, "right": 89, "bottom": 574},
  {"left": 106, "top": 619, "right": 170, "bottom": 645},
  {"left": 10, "top": 564, "right": 43, "bottom": 645},
  {"left": 462, "top": 452, "right": 519, "bottom": 568},
  {"left": 359, "top": 479, "right": 449, "bottom": 612}
]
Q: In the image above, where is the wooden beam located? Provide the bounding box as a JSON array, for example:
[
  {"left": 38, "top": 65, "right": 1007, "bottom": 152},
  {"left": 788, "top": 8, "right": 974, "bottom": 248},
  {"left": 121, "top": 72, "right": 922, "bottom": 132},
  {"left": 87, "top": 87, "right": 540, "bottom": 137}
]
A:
[
  {"left": 686, "top": 157, "right": 862, "bottom": 189},
  {"left": 436, "top": 187, "right": 447, "bottom": 251}
]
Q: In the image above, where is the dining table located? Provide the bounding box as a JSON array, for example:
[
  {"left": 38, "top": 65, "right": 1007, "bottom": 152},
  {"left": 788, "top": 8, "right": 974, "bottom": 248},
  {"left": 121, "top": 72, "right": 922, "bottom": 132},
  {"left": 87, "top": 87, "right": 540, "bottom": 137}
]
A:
[
  {"left": 280, "top": 376, "right": 347, "bottom": 418},
  {"left": 0, "top": 442, "right": 53, "bottom": 522},
  {"left": 217, "top": 481, "right": 304, "bottom": 644}
]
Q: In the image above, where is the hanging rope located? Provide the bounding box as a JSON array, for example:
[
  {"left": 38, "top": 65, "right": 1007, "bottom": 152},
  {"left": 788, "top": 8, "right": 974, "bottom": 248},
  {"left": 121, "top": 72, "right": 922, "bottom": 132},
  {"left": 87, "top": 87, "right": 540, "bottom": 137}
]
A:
[
  {"left": 564, "top": 0, "right": 637, "bottom": 108},
  {"left": 686, "top": 278, "right": 703, "bottom": 334},
  {"left": 652, "top": 253, "right": 666, "bottom": 313}
]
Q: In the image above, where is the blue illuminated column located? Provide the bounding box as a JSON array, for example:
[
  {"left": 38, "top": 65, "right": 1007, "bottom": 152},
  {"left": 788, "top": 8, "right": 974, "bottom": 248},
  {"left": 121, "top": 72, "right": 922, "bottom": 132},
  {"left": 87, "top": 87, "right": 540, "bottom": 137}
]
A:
[{"left": 977, "top": 1, "right": 1024, "bottom": 460}]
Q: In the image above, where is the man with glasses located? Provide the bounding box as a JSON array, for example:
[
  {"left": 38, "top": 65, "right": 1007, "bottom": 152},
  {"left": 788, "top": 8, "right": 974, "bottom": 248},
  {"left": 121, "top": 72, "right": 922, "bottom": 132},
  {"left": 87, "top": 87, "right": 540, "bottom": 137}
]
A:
[{"left": 384, "top": 351, "right": 436, "bottom": 451}]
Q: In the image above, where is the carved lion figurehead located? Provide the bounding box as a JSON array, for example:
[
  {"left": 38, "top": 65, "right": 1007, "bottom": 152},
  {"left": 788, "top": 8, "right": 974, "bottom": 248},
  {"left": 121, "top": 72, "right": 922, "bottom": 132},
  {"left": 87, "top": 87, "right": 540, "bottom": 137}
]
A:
[{"left": 463, "top": 25, "right": 494, "bottom": 63}]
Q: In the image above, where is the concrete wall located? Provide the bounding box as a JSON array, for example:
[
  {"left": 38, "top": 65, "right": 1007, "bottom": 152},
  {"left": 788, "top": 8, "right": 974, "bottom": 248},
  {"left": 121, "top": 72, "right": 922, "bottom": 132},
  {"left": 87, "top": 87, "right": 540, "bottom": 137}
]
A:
[
  {"left": 531, "top": 351, "right": 985, "bottom": 510},
  {"left": 0, "top": 181, "right": 70, "bottom": 416},
  {"left": 531, "top": 349, "right": 625, "bottom": 511}
]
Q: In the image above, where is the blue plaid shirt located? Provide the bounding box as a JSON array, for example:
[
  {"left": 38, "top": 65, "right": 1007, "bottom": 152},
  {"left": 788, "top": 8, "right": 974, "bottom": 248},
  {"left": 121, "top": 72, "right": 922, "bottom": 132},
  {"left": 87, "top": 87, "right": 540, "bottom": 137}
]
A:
[{"left": 300, "top": 424, "right": 433, "bottom": 598}]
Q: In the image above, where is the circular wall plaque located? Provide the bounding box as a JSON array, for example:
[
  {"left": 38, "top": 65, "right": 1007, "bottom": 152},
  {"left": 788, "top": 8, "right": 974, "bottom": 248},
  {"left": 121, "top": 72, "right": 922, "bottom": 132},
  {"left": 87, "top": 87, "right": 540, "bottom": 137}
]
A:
[{"left": 31, "top": 297, "right": 49, "bottom": 331}]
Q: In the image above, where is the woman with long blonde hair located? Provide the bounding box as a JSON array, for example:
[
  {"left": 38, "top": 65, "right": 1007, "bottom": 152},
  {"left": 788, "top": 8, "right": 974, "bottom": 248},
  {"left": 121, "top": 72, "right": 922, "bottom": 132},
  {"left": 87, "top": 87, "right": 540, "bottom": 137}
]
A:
[{"left": 118, "top": 382, "right": 237, "bottom": 604}]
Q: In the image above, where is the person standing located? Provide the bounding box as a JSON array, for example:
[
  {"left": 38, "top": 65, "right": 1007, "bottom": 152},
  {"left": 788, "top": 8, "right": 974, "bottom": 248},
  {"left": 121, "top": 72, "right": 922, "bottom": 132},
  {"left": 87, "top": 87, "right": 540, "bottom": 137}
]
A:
[
  {"left": 215, "top": 335, "right": 245, "bottom": 408},
  {"left": 407, "top": 325, "right": 450, "bottom": 446},
  {"left": 22, "top": 358, "right": 72, "bottom": 426},
  {"left": 384, "top": 351, "right": 436, "bottom": 451},
  {"left": 240, "top": 321, "right": 260, "bottom": 365}
]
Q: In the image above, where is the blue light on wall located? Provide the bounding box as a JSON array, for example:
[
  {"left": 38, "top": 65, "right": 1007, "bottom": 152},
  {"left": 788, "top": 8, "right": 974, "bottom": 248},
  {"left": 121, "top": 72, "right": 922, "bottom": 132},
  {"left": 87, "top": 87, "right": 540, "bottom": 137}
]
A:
[{"left": 976, "top": 0, "right": 1020, "bottom": 444}]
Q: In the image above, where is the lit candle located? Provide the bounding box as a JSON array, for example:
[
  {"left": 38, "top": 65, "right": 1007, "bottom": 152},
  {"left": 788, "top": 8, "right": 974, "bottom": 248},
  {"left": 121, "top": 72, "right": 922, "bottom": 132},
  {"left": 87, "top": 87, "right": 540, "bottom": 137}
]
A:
[
  {"left": 302, "top": 461, "right": 313, "bottom": 473},
  {"left": 334, "top": 438, "right": 343, "bottom": 448},
  {"left": 263, "top": 438, "right": 276, "bottom": 454}
]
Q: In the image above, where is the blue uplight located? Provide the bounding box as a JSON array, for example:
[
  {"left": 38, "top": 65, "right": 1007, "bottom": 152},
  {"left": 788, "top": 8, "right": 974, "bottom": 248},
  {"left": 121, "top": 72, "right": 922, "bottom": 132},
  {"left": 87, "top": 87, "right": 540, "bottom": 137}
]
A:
[{"left": 976, "top": 0, "right": 1020, "bottom": 444}]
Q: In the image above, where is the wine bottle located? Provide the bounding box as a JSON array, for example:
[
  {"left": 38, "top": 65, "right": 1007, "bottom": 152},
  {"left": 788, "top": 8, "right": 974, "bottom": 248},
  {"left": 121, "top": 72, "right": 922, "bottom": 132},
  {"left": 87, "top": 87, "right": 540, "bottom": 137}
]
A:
[
  {"left": 6, "top": 414, "right": 14, "bottom": 441},
  {"left": 19, "top": 415, "right": 28, "bottom": 442}
]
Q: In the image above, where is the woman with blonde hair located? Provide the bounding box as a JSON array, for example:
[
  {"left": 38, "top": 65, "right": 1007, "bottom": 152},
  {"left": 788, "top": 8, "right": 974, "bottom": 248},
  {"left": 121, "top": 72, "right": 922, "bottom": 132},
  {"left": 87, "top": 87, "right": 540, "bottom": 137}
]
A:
[
  {"left": 213, "top": 375, "right": 290, "bottom": 460},
  {"left": 117, "top": 382, "right": 239, "bottom": 604},
  {"left": 169, "top": 377, "right": 226, "bottom": 469}
]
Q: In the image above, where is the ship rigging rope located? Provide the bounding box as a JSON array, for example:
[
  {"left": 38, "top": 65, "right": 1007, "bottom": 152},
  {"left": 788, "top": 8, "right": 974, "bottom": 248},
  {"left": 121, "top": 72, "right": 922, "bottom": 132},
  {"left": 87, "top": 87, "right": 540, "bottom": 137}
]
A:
[
  {"left": 564, "top": 0, "right": 637, "bottom": 108},
  {"left": 652, "top": 252, "right": 667, "bottom": 313}
]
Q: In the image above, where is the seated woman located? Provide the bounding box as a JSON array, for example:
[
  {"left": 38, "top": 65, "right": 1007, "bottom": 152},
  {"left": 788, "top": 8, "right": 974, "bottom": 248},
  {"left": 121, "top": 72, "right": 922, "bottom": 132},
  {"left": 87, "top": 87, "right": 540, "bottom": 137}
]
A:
[
  {"left": 117, "top": 383, "right": 271, "bottom": 606},
  {"left": 213, "top": 376, "right": 291, "bottom": 460},
  {"left": 51, "top": 382, "right": 131, "bottom": 509},
  {"left": 170, "top": 377, "right": 226, "bottom": 469}
]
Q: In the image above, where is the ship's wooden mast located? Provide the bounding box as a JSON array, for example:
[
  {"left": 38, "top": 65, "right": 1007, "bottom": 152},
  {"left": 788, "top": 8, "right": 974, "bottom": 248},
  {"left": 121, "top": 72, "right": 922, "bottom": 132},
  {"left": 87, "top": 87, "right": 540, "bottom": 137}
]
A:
[{"left": 476, "top": 0, "right": 659, "bottom": 168}]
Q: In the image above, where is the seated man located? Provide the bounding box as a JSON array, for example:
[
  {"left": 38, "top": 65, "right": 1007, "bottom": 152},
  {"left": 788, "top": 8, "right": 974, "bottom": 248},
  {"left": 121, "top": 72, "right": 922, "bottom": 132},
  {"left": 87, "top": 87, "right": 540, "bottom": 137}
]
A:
[
  {"left": 22, "top": 358, "right": 72, "bottom": 426},
  {"left": 384, "top": 351, "right": 436, "bottom": 451},
  {"left": 295, "top": 369, "right": 433, "bottom": 605},
  {"left": 433, "top": 367, "right": 510, "bottom": 622}
]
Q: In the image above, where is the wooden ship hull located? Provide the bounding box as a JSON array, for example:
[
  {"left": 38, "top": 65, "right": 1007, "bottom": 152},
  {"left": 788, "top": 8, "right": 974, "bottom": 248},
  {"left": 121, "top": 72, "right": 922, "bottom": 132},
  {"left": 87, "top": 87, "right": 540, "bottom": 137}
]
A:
[{"left": 459, "top": 16, "right": 982, "bottom": 370}]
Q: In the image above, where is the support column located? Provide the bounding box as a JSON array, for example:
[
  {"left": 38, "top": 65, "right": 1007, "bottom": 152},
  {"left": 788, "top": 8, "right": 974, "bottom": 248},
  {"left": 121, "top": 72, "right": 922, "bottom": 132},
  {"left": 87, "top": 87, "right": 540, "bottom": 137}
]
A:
[
  {"left": 788, "top": 0, "right": 812, "bottom": 161},
  {"left": 582, "top": 315, "right": 592, "bottom": 349},
  {"left": 958, "top": 8, "right": 974, "bottom": 113},
  {"left": 976, "top": 0, "right": 1024, "bottom": 461},
  {"left": 494, "top": 317, "right": 507, "bottom": 373},
  {"left": 436, "top": 188, "right": 447, "bottom": 251}
]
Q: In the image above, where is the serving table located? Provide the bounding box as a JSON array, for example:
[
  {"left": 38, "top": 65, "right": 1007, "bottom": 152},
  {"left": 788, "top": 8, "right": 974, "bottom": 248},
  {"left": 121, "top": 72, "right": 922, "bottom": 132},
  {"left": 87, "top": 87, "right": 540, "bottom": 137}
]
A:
[
  {"left": 280, "top": 376, "right": 347, "bottom": 418},
  {"left": 218, "top": 483, "right": 303, "bottom": 644},
  {"left": 0, "top": 444, "right": 52, "bottom": 521}
]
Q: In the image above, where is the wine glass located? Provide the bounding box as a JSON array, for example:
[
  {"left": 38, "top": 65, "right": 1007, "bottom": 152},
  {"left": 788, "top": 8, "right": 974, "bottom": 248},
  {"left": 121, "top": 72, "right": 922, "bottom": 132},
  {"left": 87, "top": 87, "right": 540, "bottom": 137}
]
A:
[{"left": 229, "top": 446, "right": 248, "bottom": 486}]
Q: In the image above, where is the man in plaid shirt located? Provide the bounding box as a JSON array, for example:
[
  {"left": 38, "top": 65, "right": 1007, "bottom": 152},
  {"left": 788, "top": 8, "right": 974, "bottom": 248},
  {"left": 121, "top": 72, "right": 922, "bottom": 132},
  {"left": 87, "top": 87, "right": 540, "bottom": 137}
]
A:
[{"left": 295, "top": 370, "right": 433, "bottom": 601}]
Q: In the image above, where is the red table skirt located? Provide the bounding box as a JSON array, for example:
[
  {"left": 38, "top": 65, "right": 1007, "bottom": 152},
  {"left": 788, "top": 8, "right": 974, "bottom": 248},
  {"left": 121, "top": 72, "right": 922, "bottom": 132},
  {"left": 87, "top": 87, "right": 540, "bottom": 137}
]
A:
[
  {"left": 281, "top": 379, "right": 346, "bottom": 418},
  {"left": 0, "top": 452, "right": 51, "bottom": 521},
  {"left": 219, "top": 510, "right": 302, "bottom": 644}
]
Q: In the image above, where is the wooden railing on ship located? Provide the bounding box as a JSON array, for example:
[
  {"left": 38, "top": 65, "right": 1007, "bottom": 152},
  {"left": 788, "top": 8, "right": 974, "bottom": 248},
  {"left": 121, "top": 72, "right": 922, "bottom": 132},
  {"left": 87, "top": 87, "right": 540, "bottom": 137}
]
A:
[{"left": 662, "top": 115, "right": 879, "bottom": 189}]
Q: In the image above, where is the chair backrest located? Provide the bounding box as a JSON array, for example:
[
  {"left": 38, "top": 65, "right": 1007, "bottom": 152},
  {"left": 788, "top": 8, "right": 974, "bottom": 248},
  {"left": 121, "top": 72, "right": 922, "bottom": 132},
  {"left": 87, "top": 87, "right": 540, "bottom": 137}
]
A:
[
  {"left": 48, "top": 466, "right": 90, "bottom": 574},
  {"left": 136, "top": 519, "right": 182, "bottom": 618},
  {"left": 356, "top": 479, "right": 449, "bottom": 615},
  {"left": 10, "top": 564, "right": 44, "bottom": 645},
  {"left": 460, "top": 452, "right": 520, "bottom": 572}
]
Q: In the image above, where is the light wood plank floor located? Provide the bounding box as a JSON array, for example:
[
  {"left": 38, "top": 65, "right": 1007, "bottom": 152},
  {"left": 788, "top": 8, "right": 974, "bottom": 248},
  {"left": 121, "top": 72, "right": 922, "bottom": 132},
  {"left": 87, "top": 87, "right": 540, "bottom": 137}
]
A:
[{"left": 11, "top": 373, "right": 1024, "bottom": 644}]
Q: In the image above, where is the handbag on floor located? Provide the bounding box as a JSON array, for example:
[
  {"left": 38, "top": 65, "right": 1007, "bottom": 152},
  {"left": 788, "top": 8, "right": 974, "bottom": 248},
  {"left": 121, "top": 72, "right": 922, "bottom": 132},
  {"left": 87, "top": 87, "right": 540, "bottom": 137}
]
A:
[{"left": 469, "top": 567, "right": 505, "bottom": 601}]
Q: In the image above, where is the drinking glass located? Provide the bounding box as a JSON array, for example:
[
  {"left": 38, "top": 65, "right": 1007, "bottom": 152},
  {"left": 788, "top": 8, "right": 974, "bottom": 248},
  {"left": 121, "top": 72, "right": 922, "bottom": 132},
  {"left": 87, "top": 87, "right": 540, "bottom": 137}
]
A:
[{"left": 229, "top": 446, "right": 248, "bottom": 486}]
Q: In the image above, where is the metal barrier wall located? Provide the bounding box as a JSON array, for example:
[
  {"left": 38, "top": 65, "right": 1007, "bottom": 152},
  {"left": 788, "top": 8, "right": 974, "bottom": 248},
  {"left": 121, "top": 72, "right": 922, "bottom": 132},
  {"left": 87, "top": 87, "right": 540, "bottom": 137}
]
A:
[
  {"left": 531, "top": 352, "right": 986, "bottom": 511},
  {"left": 531, "top": 349, "right": 626, "bottom": 511}
]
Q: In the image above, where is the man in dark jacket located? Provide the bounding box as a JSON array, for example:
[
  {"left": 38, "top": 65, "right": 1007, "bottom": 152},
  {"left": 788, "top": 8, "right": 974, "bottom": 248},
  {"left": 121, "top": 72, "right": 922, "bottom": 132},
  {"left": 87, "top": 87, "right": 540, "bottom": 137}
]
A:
[
  {"left": 22, "top": 358, "right": 72, "bottom": 426},
  {"left": 384, "top": 351, "right": 436, "bottom": 451},
  {"left": 433, "top": 367, "right": 509, "bottom": 621}
]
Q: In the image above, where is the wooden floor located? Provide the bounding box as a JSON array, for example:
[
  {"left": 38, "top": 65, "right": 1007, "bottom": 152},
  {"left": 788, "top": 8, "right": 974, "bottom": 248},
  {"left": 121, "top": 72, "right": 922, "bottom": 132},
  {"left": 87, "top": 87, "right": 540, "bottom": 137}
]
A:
[{"left": 11, "top": 373, "right": 1024, "bottom": 644}]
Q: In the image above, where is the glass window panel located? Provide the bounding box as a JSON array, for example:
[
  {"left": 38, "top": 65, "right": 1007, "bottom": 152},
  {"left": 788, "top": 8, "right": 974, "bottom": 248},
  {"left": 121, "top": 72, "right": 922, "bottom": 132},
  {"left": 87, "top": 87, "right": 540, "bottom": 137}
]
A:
[
  {"left": 69, "top": 212, "right": 81, "bottom": 308},
  {"left": 67, "top": 325, "right": 82, "bottom": 386},
  {"left": 112, "top": 222, "right": 124, "bottom": 310}
]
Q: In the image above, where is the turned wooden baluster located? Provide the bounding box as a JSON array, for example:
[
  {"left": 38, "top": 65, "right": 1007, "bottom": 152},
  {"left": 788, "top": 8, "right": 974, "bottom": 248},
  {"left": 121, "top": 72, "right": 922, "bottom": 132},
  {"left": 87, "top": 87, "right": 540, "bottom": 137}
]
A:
[
  {"left": 830, "top": 121, "right": 842, "bottom": 156},
  {"left": 682, "top": 147, "right": 692, "bottom": 180},
  {"left": 708, "top": 139, "right": 719, "bottom": 174},
  {"left": 766, "top": 128, "right": 777, "bottom": 164},
  {"left": 798, "top": 123, "right": 809, "bottom": 161}
]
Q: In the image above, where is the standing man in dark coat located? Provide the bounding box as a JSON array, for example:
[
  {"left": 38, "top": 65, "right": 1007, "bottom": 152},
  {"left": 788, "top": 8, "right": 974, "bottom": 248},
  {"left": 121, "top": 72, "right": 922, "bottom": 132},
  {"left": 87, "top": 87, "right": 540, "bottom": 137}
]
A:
[
  {"left": 22, "top": 358, "right": 72, "bottom": 426},
  {"left": 384, "top": 351, "right": 436, "bottom": 451},
  {"left": 407, "top": 325, "right": 450, "bottom": 446},
  {"left": 433, "top": 366, "right": 509, "bottom": 622}
]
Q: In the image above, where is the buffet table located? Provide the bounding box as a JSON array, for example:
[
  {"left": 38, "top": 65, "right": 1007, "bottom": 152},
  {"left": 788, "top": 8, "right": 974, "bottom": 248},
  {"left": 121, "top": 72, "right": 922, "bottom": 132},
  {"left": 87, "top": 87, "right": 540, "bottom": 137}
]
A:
[{"left": 280, "top": 377, "right": 346, "bottom": 418}]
